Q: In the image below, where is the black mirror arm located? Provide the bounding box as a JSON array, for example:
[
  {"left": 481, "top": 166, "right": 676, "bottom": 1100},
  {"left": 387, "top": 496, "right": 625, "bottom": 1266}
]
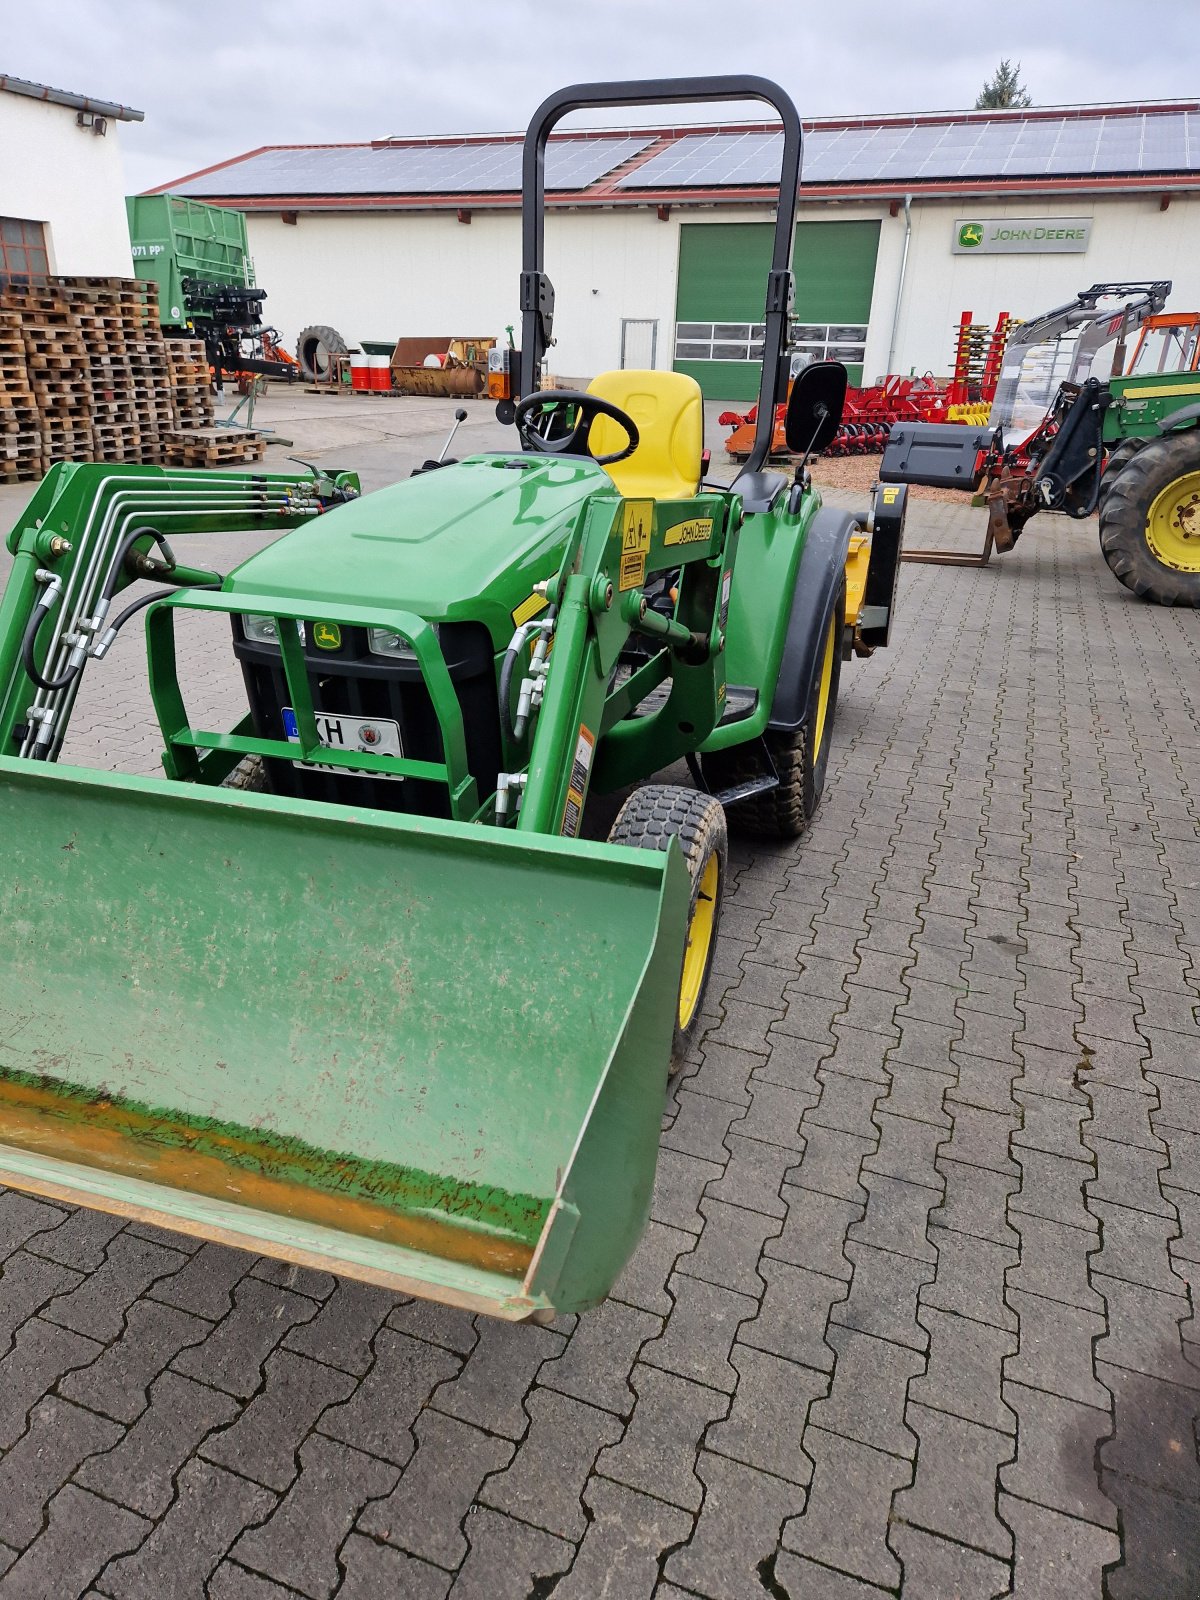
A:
[{"left": 792, "top": 403, "right": 830, "bottom": 483}]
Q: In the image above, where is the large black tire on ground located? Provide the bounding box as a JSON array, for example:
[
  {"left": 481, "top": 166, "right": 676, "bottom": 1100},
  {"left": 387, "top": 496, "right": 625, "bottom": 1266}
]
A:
[
  {"left": 702, "top": 574, "right": 846, "bottom": 839},
  {"left": 1099, "top": 430, "right": 1200, "bottom": 606},
  {"left": 1097, "top": 437, "right": 1145, "bottom": 512},
  {"left": 296, "top": 324, "right": 348, "bottom": 381},
  {"left": 609, "top": 784, "right": 727, "bottom": 1072}
]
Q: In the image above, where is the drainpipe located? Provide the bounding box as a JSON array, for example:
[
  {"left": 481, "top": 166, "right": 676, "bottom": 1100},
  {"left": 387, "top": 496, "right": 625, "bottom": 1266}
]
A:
[{"left": 885, "top": 194, "right": 913, "bottom": 376}]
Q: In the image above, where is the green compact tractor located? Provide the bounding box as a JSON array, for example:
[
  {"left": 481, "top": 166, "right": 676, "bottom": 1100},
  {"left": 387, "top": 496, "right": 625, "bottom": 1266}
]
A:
[{"left": 0, "top": 77, "right": 906, "bottom": 1320}]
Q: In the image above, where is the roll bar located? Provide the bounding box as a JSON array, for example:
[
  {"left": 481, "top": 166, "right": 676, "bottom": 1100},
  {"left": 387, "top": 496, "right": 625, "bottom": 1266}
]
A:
[{"left": 519, "top": 76, "right": 803, "bottom": 475}]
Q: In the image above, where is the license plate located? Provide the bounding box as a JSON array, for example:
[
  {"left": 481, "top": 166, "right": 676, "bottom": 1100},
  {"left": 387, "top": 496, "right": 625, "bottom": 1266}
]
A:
[{"left": 282, "top": 707, "right": 404, "bottom": 781}]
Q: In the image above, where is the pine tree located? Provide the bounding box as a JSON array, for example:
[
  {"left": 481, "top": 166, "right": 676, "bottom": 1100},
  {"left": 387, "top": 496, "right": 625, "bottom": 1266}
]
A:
[{"left": 975, "top": 60, "right": 1032, "bottom": 109}]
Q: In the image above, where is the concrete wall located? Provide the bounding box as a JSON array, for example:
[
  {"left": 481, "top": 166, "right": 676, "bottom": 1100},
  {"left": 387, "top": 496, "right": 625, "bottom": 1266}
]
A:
[
  {"left": 0, "top": 93, "right": 134, "bottom": 277},
  {"left": 245, "top": 190, "right": 1200, "bottom": 393}
]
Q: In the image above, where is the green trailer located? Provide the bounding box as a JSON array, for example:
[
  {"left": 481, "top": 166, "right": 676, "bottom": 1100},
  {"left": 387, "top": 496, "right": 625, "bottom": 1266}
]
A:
[{"left": 126, "top": 193, "right": 254, "bottom": 327}]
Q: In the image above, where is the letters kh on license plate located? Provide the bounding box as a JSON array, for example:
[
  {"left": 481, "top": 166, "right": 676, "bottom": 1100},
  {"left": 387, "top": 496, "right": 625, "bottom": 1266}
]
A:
[{"left": 282, "top": 708, "right": 404, "bottom": 781}]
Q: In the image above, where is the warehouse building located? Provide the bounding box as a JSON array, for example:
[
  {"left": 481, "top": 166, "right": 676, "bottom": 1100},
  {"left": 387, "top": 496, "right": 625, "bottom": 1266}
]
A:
[
  {"left": 0, "top": 73, "right": 143, "bottom": 280},
  {"left": 156, "top": 99, "right": 1200, "bottom": 398}
]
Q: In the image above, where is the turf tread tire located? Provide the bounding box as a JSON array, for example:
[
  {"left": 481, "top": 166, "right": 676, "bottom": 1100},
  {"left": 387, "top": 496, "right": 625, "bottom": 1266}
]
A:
[
  {"left": 701, "top": 574, "right": 845, "bottom": 839},
  {"left": 1099, "top": 430, "right": 1200, "bottom": 606},
  {"left": 219, "top": 755, "right": 266, "bottom": 791},
  {"left": 609, "top": 784, "right": 727, "bottom": 1071}
]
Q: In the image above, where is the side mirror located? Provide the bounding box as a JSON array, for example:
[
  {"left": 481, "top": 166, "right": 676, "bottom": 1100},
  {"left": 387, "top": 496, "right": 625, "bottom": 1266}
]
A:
[{"left": 784, "top": 361, "right": 848, "bottom": 455}]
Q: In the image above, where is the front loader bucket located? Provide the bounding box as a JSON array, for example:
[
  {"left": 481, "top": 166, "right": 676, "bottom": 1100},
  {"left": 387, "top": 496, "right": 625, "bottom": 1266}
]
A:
[{"left": 0, "top": 759, "right": 688, "bottom": 1319}]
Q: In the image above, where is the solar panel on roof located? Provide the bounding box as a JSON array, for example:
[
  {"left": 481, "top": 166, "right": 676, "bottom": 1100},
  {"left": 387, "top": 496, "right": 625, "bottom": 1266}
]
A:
[{"left": 172, "top": 135, "right": 653, "bottom": 198}]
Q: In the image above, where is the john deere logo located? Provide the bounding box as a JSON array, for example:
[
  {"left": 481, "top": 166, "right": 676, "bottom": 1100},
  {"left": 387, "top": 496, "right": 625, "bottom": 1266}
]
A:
[
  {"left": 313, "top": 622, "right": 342, "bottom": 650},
  {"left": 958, "top": 223, "right": 984, "bottom": 249}
]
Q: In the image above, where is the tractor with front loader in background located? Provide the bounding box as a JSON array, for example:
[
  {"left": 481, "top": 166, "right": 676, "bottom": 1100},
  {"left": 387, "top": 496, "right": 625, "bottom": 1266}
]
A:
[
  {"left": 881, "top": 282, "right": 1200, "bottom": 604},
  {"left": 0, "top": 77, "right": 906, "bottom": 1323}
]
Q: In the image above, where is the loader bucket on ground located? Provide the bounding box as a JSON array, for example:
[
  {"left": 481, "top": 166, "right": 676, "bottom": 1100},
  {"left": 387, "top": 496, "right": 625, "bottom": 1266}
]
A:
[{"left": 0, "top": 758, "right": 688, "bottom": 1319}]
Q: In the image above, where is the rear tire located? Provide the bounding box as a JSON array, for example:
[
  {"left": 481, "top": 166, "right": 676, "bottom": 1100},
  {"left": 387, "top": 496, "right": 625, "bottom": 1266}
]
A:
[
  {"left": 1099, "top": 430, "right": 1200, "bottom": 606},
  {"left": 296, "top": 324, "right": 348, "bottom": 382},
  {"left": 702, "top": 575, "right": 845, "bottom": 838},
  {"left": 609, "top": 784, "right": 727, "bottom": 1073}
]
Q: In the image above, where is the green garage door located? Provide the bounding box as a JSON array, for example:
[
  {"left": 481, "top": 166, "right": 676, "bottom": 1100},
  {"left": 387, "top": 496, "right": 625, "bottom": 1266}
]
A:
[{"left": 674, "top": 219, "right": 881, "bottom": 400}]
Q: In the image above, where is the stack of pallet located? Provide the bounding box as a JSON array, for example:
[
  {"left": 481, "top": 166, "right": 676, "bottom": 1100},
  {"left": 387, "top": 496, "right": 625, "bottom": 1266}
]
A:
[
  {"left": 0, "top": 310, "right": 40, "bottom": 482},
  {"left": 0, "top": 276, "right": 263, "bottom": 482}
]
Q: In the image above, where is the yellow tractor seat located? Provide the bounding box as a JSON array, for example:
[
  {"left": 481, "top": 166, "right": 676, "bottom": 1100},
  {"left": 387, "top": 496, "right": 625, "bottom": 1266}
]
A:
[{"left": 586, "top": 370, "right": 704, "bottom": 501}]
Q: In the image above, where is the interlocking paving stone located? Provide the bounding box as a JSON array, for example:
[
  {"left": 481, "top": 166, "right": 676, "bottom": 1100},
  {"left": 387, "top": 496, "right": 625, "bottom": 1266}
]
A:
[
  {"left": 479, "top": 1387, "right": 622, "bottom": 1540},
  {"left": 0, "top": 1316, "right": 102, "bottom": 1450},
  {"left": 703, "top": 1132, "right": 794, "bottom": 1219},
  {"left": 539, "top": 1297, "right": 659, "bottom": 1416},
  {"left": 1000, "top": 1493, "right": 1120, "bottom": 1600},
  {"left": 921, "top": 1226, "right": 1018, "bottom": 1331},
  {"left": 385, "top": 1297, "right": 479, "bottom": 1356},
  {"left": 0, "top": 1486, "right": 148, "bottom": 1600},
  {"left": 706, "top": 1344, "right": 825, "bottom": 1484},
  {"left": 780, "top": 1427, "right": 911, "bottom": 1589},
  {"left": 99, "top": 1458, "right": 276, "bottom": 1600},
  {"left": 229, "top": 1434, "right": 397, "bottom": 1598},
  {"left": 449, "top": 1506, "right": 573, "bottom": 1600},
  {"left": 0, "top": 1251, "right": 83, "bottom": 1359},
  {"left": 888, "top": 1524, "right": 1010, "bottom": 1599},
  {"left": 892, "top": 1403, "right": 1014, "bottom": 1559},
  {"left": 651, "top": 1148, "right": 726, "bottom": 1234},
  {"left": 910, "top": 1307, "right": 1016, "bottom": 1432},
  {"left": 1099, "top": 1472, "right": 1200, "bottom": 1600},
  {"left": 1001, "top": 1381, "right": 1117, "bottom": 1528},
  {"left": 24, "top": 1207, "right": 125, "bottom": 1272},
  {"left": 281, "top": 1279, "right": 400, "bottom": 1375},
  {"left": 832, "top": 1242, "right": 933, "bottom": 1352},
  {"left": 59, "top": 1297, "right": 208, "bottom": 1424},
  {"left": 332, "top": 1535, "right": 450, "bottom": 1600},
  {"left": 550, "top": 1475, "right": 692, "bottom": 1600},
  {"left": 171, "top": 1277, "right": 318, "bottom": 1400},
  {"left": 766, "top": 1186, "right": 861, "bottom": 1281},
  {"left": 640, "top": 1272, "right": 757, "bottom": 1392},
  {"left": 664, "top": 1450, "right": 806, "bottom": 1600},
  {"left": 76, "top": 1370, "right": 239, "bottom": 1518},
  {"left": 594, "top": 1363, "right": 728, "bottom": 1510},
  {"left": 357, "top": 1410, "right": 513, "bottom": 1567},
  {"left": 677, "top": 1199, "right": 781, "bottom": 1296},
  {"left": 1091, "top": 1274, "right": 1199, "bottom": 1387},
  {"left": 1005, "top": 1214, "right": 1104, "bottom": 1311},
  {"left": 0, "top": 1395, "right": 121, "bottom": 1549},
  {"left": 145, "top": 1241, "right": 252, "bottom": 1320},
  {"left": 322, "top": 1326, "right": 462, "bottom": 1461},
  {"left": 1002, "top": 1290, "right": 1109, "bottom": 1408},
  {"left": 809, "top": 1326, "right": 922, "bottom": 1459},
  {"left": 0, "top": 1190, "right": 67, "bottom": 1258},
  {"left": 930, "top": 1158, "right": 1020, "bottom": 1247},
  {"left": 200, "top": 1349, "right": 356, "bottom": 1490},
  {"left": 740, "top": 1257, "right": 847, "bottom": 1371}
]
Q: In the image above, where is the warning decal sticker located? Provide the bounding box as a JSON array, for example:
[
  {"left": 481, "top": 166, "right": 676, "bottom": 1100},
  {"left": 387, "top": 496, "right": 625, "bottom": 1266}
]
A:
[
  {"left": 560, "top": 724, "right": 596, "bottom": 837},
  {"left": 619, "top": 501, "right": 653, "bottom": 591}
]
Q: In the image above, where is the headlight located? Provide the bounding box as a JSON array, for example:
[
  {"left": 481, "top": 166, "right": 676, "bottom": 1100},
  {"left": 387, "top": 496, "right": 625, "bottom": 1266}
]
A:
[
  {"left": 242, "top": 615, "right": 305, "bottom": 647},
  {"left": 368, "top": 624, "right": 437, "bottom": 661}
]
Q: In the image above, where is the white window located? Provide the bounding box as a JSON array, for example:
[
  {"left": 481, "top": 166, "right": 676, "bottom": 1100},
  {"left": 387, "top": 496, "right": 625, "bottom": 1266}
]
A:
[{"left": 675, "top": 320, "right": 867, "bottom": 367}]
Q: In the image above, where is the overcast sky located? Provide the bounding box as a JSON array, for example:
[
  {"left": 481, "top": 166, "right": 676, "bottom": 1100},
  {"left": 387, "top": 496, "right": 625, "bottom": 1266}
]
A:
[{"left": 6, "top": 0, "right": 1199, "bottom": 194}]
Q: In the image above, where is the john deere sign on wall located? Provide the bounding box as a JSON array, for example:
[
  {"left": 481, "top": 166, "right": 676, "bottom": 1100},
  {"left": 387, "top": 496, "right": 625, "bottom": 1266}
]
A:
[{"left": 953, "top": 218, "right": 1091, "bottom": 255}]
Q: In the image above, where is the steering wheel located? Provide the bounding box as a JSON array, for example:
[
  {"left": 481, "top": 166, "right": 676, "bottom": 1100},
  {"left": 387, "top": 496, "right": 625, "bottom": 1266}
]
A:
[{"left": 513, "top": 389, "right": 639, "bottom": 466}]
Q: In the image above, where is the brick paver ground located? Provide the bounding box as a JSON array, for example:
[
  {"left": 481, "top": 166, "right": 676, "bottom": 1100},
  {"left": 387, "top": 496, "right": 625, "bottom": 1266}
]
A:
[{"left": 0, "top": 398, "right": 1198, "bottom": 1597}]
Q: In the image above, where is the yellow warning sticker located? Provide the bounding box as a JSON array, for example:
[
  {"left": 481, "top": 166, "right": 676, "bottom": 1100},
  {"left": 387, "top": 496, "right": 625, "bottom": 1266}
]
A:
[
  {"left": 511, "top": 591, "right": 549, "bottom": 627},
  {"left": 619, "top": 500, "right": 653, "bottom": 591},
  {"left": 664, "top": 517, "right": 714, "bottom": 548},
  {"left": 560, "top": 724, "right": 596, "bottom": 837},
  {"left": 881, "top": 486, "right": 901, "bottom": 505}
]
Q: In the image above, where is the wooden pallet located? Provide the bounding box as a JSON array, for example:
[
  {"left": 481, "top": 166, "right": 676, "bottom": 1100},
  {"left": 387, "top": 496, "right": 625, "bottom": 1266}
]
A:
[{"left": 161, "top": 427, "right": 264, "bottom": 468}]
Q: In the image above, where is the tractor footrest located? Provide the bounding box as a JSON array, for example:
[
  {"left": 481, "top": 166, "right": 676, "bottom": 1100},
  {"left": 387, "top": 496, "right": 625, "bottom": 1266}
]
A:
[
  {"left": 717, "top": 685, "right": 758, "bottom": 727},
  {"left": 712, "top": 774, "right": 779, "bottom": 806}
]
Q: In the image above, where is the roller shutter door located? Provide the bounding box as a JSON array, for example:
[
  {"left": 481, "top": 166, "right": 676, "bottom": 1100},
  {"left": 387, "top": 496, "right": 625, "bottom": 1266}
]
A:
[{"left": 674, "top": 219, "right": 881, "bottom": 400}]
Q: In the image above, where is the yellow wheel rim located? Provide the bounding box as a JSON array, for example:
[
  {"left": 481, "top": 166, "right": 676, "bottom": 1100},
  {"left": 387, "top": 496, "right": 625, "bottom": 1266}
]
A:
[
  {"left": 1146, "top": 470, "right": 1200, "bottom": 573},
  {"left": 678, "top": 851, "right": 719, "bottom": 1031},
  {"left": 812, "top": 610, "right": 838, "bottom": 757}
]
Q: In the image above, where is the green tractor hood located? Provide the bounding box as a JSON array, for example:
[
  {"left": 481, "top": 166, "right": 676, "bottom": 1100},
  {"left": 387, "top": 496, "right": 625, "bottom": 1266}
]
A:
[{"left": 226, "top": 453, "right": 612, "bottom": 642}]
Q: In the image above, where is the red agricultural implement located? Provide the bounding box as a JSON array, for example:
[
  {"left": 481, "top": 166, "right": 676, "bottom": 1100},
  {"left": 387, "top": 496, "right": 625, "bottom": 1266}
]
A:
[{"left": 722, "top": 310, "right": 1011, "bottom": 460}]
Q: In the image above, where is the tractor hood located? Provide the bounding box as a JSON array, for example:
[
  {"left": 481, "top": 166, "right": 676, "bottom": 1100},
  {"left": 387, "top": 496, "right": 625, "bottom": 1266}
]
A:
[{"left": 225, "top": 453, "right": 612, "bottom": 642}]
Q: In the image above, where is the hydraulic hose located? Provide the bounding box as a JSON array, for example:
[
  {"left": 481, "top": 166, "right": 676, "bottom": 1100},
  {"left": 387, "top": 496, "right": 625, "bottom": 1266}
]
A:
[
  {"left": 91, "top": 578, "right": 222, "bottom": 660},
  {"left": 20, "top": 572, "right": 73, "bottom": 691},
  {"left": 499, "top": 606, "right": 556, "bottom": 744}
]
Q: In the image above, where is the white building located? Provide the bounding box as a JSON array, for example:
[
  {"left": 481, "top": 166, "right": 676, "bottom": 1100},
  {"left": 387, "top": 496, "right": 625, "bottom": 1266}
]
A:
[
  {"left": 157, "top": 99, "right": 1200, "bottom": 399},
  {"left": 0, "top": 73, "right": 143, "bottom": 281}
]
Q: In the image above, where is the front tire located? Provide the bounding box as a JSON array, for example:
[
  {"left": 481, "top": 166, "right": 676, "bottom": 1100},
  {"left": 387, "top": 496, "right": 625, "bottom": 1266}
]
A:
[
  {"left": 702, "top": 574, "right": 845, "bottom": 838},
  {"left": 1099, "top": 431, "right": 1200, "bottom": 605},
  {"left": 296, "top": 324, "right": 348, "bottom": 382},
  {"left": 609, "top": 784, "right": 727, "bottom": 1072}
]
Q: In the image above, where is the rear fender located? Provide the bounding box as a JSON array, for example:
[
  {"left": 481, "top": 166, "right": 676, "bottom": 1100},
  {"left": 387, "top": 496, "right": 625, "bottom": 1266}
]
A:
[
  {"left": 767, "top": 506, "right": 856, "bottom": 734},
  {"left": 1157, "top": 403, "right": 1200, "bottom": 434}
]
